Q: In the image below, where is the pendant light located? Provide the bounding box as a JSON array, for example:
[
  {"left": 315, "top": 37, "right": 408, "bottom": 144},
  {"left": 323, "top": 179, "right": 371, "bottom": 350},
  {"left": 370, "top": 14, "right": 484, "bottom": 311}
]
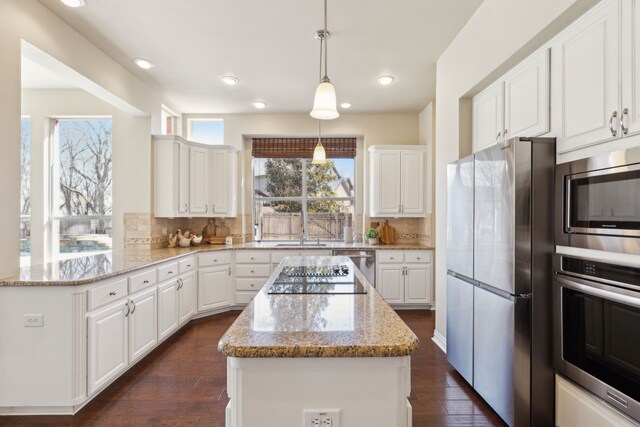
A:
[
  {"left": 310, "top": 0, "right": 339, "bottom": 120},
  {"left": 312, "top": 120, "right": 327, "bottom": 164}
]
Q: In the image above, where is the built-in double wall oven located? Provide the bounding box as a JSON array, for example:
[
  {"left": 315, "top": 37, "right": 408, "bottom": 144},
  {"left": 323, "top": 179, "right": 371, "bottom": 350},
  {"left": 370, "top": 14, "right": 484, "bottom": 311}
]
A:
[
  {"left": 554, "top": 255, "right": 640, "bottom": 421},
  {"left": 556, "top": 146, "right": 640, "bottom": 255}
]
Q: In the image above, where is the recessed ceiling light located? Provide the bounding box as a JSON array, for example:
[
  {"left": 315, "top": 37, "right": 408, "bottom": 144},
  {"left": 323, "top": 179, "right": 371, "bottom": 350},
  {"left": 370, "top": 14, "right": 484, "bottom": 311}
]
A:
[
  {"left": 134, "top": 59, "right": 154, "bottom": 70},
  {"left": 60, "top": 0, "right": 86, "bottom": 7},
  {"left": 222, "top": 76, "right": 239, "bottom": 86},
  {"left": 254, "top": 101, "right": 267, "bottom": 109},
  {"left": 340, "top": 102, "right": 352, "bottom": 109},
  {"left": 377, "top": 76, "right": 395, "bottom": 85}
]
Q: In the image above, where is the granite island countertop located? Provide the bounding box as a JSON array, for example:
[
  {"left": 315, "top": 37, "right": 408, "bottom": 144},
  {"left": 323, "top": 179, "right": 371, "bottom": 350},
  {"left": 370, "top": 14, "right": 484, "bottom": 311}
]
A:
[
  {"left": 217, "top": 255, "right": 420, "bottom": 358},
  {"left": 0, "top": 241, "right": 434, "bottom": 286}
]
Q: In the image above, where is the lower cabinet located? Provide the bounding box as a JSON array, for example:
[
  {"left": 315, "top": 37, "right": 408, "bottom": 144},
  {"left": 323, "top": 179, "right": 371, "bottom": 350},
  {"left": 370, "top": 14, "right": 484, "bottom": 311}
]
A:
[
  {"left": 178, "top": 272, "right": 197, "bottom": 325},
  {"left": 198, "top": 265, "right": 232, "bottom": 311},
  {"left": 128, "top": 287, "right": 158, "bottom": 363},
  {"left": 378, "top": 264, "right": 405, "bottom": 304},
  {"left": 87, "top": 299, "right": 129, "bottom": 395},
  {"left": 158, "top": 279, "right": 179, "bottom": 341},
  {"left": 376, "top": 251, "right": 433, "bottom": 306}
]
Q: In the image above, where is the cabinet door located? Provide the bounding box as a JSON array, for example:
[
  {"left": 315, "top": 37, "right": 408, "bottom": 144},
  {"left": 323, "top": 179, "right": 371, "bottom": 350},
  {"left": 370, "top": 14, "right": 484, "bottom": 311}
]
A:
[
  {"left": 189, "top": 146, "right": 209, "bottom": 214},
  {"left": 377, "top": 265, "right": 404, "bottom": 304},
  {"left": 370, "top": 150, "right": 401, "bottom": 216},
  {"left": 178, "top": 143, "right": 190, "bottom": 214},
  {"left": 198, "top": 266, "right": 232, "bottom": 312},
  {"left": 405, "top": 264, "right": 431, "bottom": 304},
  {"left": 210, "top": 150, "right": 229, "bottom": 214},
  {"left": 622, "top": 0, "right": 640, "bottom": 137},
  {"left": 158, "top": 280, "right": 179, "bottom": 341},
  {"left": 558, "top": 0, "right": 620, "bottom": 153},
  {"left": 178, "top": 273, "right": 197, "bottom": 326},
  {"left": 128, "top": 287, "right": 158, "bottom": 363},
  {"left": 87, "top": 300, "right": 129, "bottom": 394},
  {"left": 400, "top": 150, "right": 425, "bottom": 215},
  {"left": 473, "top": 81, "right": 504, "bottom": 152},
  {"left": 503, "top": 48, "right": 550, "bottom": 139}
]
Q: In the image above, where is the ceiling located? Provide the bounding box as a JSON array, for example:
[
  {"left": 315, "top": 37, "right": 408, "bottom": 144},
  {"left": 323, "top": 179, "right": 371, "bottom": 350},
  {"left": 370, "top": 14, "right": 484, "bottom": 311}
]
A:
[{"left": 38, "top": 0, "right": 482, "bottom": 114}]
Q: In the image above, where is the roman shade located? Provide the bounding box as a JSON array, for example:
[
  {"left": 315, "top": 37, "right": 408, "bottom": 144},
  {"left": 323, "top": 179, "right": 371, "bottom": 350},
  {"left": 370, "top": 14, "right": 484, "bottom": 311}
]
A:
[{"left": 251, "top": 138, "right": 356, "bottom": 159}]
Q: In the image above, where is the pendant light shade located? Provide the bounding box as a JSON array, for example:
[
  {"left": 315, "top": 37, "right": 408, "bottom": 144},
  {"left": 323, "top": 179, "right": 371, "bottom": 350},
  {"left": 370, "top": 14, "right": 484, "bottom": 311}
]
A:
[
  {"left": 312, "top": 142, "right": 327, "bottom": 164},
  {"left": 310, "top": 80, "right": 339, "bottom": 120}
]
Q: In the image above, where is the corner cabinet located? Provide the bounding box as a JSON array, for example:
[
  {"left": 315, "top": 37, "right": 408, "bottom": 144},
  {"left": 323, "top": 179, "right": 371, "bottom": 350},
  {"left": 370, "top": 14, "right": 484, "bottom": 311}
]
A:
[
  {"left": 153, "top": 135, "right": 238, "bottom": 218},
  {"left": 369, "top": 145, "right": 427, "bottom": 218}
]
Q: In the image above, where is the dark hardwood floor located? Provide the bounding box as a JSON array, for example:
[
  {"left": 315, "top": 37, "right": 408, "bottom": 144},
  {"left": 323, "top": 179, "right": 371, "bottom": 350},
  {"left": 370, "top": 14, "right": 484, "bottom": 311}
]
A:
[{"left": 1, "top": 310, "right": 504, "bottom": 427}]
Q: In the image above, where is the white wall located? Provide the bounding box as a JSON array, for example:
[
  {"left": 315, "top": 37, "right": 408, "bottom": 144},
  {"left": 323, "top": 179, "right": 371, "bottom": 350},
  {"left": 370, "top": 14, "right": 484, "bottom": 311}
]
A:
[
  {"left": 0, "top": 0, "right": 169, "bottom": 275},
  {"left": 433, "top": 0, "right": 600, "bottom": 340},
  {"left": 419, "top": 102, "right": 434, "bottom": 216}
]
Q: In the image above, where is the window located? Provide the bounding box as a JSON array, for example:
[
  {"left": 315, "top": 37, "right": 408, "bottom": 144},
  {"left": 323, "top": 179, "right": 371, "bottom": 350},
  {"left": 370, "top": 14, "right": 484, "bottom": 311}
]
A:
[
  {"left": 51, "top": 118, "right": 112, "bottom": 257},
  {"left": 253, "top": 157, "right": 355, "bottom": 241},
  {"left": 188, "top": 118, "right": 224, "bottom": 145},
  {"left": 161, "top": 105, "right": 176, "bottom": 135},
  {"left": 20, "top": 117, "right": 31, "bottom": 262}
]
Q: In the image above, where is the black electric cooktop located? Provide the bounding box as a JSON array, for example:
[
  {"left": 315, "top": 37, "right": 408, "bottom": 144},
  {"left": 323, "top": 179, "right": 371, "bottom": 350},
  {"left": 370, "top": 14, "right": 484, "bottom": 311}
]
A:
[{"left": 267, "top": 264, "right": 367, "bottom": 294}]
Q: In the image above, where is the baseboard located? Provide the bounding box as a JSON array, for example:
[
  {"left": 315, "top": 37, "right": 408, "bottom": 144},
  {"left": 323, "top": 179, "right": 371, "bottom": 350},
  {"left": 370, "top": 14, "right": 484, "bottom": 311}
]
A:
[
  {"left": 390, "top": 304, "right": 432, "bottom": 310},
  {"left": 431, "top": 330, "right": 446, "bottom": 354},
  {"left": 0, "top": 406, "right": 75, "bottom": 416}
]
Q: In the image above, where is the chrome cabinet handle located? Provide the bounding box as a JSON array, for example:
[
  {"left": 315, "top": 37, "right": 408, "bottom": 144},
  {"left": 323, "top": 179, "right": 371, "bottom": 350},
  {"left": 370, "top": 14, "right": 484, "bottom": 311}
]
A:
[
  {"left": 205, "top": 204, "right": 209, "bottom": 213},
  {"left": 496, "top": 131, "right": 502, "bottom": 141},
  {"left": 183, "top": 203, "right": 188, "bottom": 213},
  {"left": 504, "top": 129, "right": 508, "bottom": 139},
  {"left": 109, "top": 291, "right": 117, "bottom": 296},
  {"left": 228, "top": 267, "right": 232, "bottom": 276},
  {"left": 186, "top": 264, "right": 191, "bottom": 268},
  {"left": 609, "top": 110, "right": 618, "bottom": 137},
  {"left": 130, "top": 300, "right": 136, "bottom": 314},
  {"left": 125, "top": 302, "right": 130, "bottom": 317},
  {"left": 143, "top": 279, "right": 149, "bottom": 284},
  {"left": 621, "top": 108, "right": 629, "bottom": 135},
  {"left": 212, "top": 204, "right": 216, "bottom": 212},
  {"left": 168, "top": 270, "right": 173, "bottom": 275}
]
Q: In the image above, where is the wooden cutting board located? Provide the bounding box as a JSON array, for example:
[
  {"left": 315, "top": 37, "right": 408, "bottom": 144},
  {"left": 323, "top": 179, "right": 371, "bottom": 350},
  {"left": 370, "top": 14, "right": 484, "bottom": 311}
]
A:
[{"left": 377, "top": 220, "right": 396, "bottom": 244}]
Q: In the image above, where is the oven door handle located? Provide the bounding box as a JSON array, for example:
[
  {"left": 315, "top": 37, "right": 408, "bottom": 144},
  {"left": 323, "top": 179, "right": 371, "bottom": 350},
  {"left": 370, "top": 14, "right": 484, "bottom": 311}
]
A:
[{"left": 556, "top": 274, "right": 640, "bottom": 309}]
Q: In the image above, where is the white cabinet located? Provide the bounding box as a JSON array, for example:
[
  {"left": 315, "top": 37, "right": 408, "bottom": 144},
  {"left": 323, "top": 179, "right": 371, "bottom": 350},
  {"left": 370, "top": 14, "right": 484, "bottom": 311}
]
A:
[
  {"left": 153, "top": 135, "right": 238, "bottom": 217},
  {"left": 369, "top": 146, "right": 427, "bottom": 218},
  {"left": 473, "top": 81, "right": 504, "bottom": 152},
  {"left": 376, "top": 250, "right": 433, "bottom": 307},
  {"left": 473, "top": 49, "right": 550, "bottom": 152},
  {"left": 198, "top": 265, "right": 232, "bottom": 312},
  {"left": 178, "top": 272, "right": 197, "bottom": 325},
  {"left": 556, "top": 0, "right": 621, "bottom": 153},
  {"left": 128, "top": 287, "right": 158, "bottom": 363},
  {"left": 556, "top": 375, "right": 640, "bottom": 427},
  {"left": 158, "top": 279, "right": 179, "bottom": 341},
  {"left": 87, "top": 299, "right": 129, "bottom": 394},
  {"left": 189, "top": 146, "right": 209, "bottom": 214}
]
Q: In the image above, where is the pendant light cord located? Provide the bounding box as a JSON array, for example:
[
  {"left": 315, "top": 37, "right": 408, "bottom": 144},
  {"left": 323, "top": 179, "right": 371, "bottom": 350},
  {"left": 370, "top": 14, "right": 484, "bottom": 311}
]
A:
[{"left": 323, "top": 0, "right": 328, "bottom": 80}]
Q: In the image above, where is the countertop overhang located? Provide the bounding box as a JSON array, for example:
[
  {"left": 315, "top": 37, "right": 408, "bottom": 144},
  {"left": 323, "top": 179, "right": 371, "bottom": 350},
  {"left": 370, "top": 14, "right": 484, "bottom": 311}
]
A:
[{"left": 217, "top": 255, "right": 420, "bottom": 358}]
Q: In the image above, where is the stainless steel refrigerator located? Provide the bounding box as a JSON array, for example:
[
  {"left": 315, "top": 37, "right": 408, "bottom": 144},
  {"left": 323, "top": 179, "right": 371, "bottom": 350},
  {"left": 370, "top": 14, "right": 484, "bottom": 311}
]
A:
[{"left": 446, "top": 137, "right": 555, "bottom": 427}]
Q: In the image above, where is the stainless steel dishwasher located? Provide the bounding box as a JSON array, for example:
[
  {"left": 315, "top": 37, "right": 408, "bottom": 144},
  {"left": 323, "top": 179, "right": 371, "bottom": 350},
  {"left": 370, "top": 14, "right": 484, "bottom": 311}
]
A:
[{"left": 331, "top": 250, "right": 376, "bottom": 287}]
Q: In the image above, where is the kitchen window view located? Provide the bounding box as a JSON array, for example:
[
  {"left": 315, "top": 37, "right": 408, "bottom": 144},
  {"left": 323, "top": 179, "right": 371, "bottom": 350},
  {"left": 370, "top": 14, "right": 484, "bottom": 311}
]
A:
[
  {"left": 188, "top": 118, "right": 224, "bottom": 145},
  {"left": 50, "top": 118, "right": 113, "bottom": 259},
  {"left": 253, "top": 157, "right": 355, "bottom": 241},
  {"left": 19, "top": 117, "right": 31, "bottom": 264}
]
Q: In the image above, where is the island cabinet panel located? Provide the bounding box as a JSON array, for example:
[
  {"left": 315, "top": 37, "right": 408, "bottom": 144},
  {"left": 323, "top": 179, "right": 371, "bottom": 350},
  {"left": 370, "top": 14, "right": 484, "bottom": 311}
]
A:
[
  {"left": 158, "top": 279, "right": 179, "bottom": 341},
  {"left": 128, "top": 287, "right": 158, "bottom": 363},
  {"left": 178, "top": 272, "right": 197, "bottom": 326},
  {"left": 198, "top": 265, "right": 232, "bottom": 311},
  {"left": 87, "top": 300, "right": 129, "bottom": 395}
]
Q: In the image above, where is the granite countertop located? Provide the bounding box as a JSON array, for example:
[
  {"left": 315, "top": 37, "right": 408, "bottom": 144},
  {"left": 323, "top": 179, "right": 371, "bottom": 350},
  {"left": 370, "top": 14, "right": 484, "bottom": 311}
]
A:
[
  {"left": 217, "top": 256, "right": 420, "bottom": 358},
  {"left": 0, "top": 241, "right": 434, "bottom": 286}
]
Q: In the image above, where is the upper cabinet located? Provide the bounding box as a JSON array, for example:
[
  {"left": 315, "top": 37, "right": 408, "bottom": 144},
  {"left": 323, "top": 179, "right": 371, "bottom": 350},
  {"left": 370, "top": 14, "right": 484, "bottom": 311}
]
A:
[
  {"left": 369, "top": 145, "right": 427, "bottom": 218},
  {"left": 153, "top": 135, "right": 238, "bottom": 218},
  {"left": 473, "top": 49, "right": 550, "bottom": 152}
]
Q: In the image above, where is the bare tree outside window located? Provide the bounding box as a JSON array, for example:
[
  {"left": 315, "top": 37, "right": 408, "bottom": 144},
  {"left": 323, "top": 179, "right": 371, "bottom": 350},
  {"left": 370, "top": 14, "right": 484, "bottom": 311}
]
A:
[{"left": 20, "top": 118, "right": 31, "bottom": 261}]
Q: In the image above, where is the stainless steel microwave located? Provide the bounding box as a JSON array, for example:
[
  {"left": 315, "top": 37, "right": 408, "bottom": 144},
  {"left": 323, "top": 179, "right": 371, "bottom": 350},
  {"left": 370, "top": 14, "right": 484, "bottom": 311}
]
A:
[{"left": 556, "top": 146, "right": 640, "bottom": 254}]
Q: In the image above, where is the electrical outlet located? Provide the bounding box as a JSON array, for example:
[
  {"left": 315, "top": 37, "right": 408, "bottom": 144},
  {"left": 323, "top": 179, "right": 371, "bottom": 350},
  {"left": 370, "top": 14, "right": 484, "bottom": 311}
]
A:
[
  {"left": 303, "top": 409, "right": 340, "bottom": 427},
  {"left": 24, "top": 314, "right": 44, "bottom": 327}
]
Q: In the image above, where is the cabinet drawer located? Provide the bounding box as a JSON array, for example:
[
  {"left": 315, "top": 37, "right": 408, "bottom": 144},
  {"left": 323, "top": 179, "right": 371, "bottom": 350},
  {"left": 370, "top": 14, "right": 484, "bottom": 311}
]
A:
[
  {"left": 377, "top": 251, "right": 404, "bottom": 263},
  {"left": 128, "top": 268, "right": 157, "bottom": 293},
  {"left": 236, "top": 278, "right": 266, "bottom": 291},
  {"left": 235, "top": 251, "right": 270, "bottom": 264},
  {"left": 157, "top": 262, "right": 179, "bottom": 282},
  {"left": 236, "top": 264, "right": 271, "bottom": 277},
  {"left": 236, "top": 291, "right": 259, "bottom": 305},
  {"left": 88, "top": 277, "right": 129, "bottom": 311},
  {"left": 198, "top": 251, "right": 231, "bottom": 267},
  {"left": 405, "top": 251, "right": 432, "bottom": 263},
  {"left": 178, "top": 256, "right": 196, "bottom": 273}
]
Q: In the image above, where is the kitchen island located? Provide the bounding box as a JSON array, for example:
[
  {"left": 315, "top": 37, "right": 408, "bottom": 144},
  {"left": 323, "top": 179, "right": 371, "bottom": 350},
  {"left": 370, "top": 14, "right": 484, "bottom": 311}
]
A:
[{"left": 218, "top": 255, "right": 419, "bottom": 427}]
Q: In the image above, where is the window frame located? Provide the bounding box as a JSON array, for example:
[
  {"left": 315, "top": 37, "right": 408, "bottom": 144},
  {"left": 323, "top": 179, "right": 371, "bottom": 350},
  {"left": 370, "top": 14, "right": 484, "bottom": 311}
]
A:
[{"left": 252, "top": 157, "right": 356, "bottom": 241}]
